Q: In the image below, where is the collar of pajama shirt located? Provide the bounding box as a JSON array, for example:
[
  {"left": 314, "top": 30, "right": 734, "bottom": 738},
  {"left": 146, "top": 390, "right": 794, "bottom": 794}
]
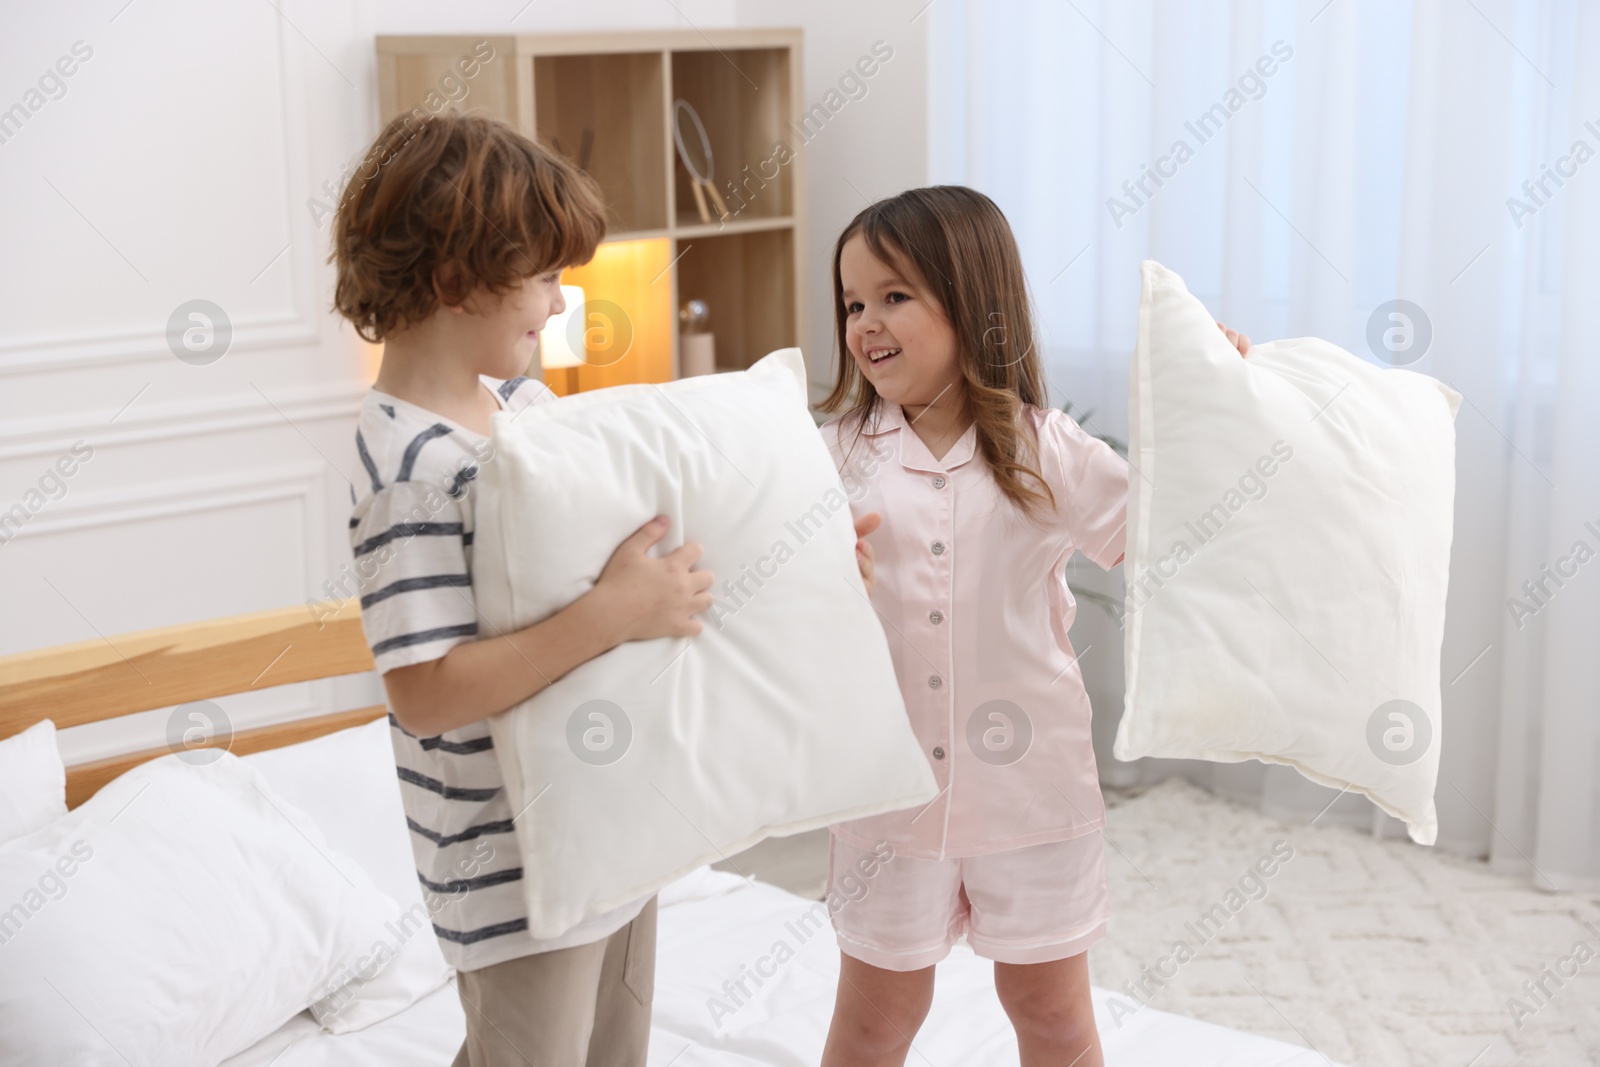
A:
[{"left": 822, "top": 400, "right": 1129, "bottom": 860}]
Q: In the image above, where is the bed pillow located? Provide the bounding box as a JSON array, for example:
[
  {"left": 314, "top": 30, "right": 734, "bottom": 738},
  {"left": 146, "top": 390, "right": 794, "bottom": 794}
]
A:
[
  {"left": 0, "top": 752, "right": 405, "bottom": 1064},
  {"left": 0, "top": 719, "right": 65, "bottom": 842},
  {"left": 474, "top": 347, "right": 939, "bottom": 938},
  {"left": 242, "top": 716, "right": 452, "bottom": 1033},
  {"left": 1114, "top": 260, "right": 1460, "bottom": 845}
]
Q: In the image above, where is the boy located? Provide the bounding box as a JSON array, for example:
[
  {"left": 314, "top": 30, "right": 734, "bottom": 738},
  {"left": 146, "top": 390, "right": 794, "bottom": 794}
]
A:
[{"left": 331, "top": 110, "right": 714, "bottom": 1066}]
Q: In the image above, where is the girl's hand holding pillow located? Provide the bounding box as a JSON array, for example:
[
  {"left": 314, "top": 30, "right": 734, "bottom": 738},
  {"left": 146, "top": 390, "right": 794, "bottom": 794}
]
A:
[{"left": 1217, "top": 321, "right": 1252, "bottom": 357}]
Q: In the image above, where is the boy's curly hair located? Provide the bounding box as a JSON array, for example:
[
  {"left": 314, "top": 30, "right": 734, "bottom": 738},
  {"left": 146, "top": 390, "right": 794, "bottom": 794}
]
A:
[{"left": 330, "top": 110, "right": 608, "bottom": 342}]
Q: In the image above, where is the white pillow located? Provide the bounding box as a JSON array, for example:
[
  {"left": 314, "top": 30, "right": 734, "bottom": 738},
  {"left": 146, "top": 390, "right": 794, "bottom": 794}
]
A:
[
  {"left": 1114, "top": 261, "right": 1460, "bottom": 845},
  {"left": 0, "top": 719, "right": 65, "bottom": 842},
  {"left": 241, "top": 717, "right": 452, "bottom": 1032},
  {"left": 474, "top": 348, "right": 938, "bottom": 938},
  {"left": 0, "top": 752, "right": 404, "bottom": 1064}
]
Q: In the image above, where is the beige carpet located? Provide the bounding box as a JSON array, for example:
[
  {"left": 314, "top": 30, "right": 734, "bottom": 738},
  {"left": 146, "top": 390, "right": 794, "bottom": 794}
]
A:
[{"left": 1095, "top": 777, "right": 1600, "bottom": 1067}]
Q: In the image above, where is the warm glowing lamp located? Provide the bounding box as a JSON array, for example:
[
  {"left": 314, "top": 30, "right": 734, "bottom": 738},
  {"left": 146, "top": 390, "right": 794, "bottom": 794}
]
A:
[{"left": 539, "top": 285, "right": 587, "bottom": 393}]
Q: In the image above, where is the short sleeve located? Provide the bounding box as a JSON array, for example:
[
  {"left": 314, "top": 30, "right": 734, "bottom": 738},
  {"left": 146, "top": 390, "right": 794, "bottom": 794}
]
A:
[
  {"left": 1042, "top": 409, "right": 1129, "bottom": 570},
  {"left": 348, "top": 480, "right": 479, "bottom": 674}
]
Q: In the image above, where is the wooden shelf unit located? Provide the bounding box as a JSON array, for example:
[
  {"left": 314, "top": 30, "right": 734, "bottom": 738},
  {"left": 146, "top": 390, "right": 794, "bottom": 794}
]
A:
[{"left": 376, "top": 29, "right": 807, "bottom": 394}]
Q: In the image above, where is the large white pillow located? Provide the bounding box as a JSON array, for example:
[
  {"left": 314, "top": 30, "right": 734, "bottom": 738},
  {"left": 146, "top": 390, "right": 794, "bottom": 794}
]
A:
[
  {"left": 242, "top": 716, "right": 452, "bottom": 1032},
  {"left": 474, "top": 347, "right": 938, "bottom": 938},
  {"left": 1114, "top": 261, "right": 1460, "bottom": 845},
  {"left": 0, "top": 752, "right": 404, "bottom": 1064},
  {"left": 0, "top": 719, "right": 65, "bottom": 843}
]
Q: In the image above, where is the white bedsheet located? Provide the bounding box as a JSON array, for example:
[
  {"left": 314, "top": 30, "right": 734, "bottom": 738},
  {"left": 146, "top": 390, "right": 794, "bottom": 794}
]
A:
[{"left": 224, "top": 865, "right": 1342, "bottom": 1067}]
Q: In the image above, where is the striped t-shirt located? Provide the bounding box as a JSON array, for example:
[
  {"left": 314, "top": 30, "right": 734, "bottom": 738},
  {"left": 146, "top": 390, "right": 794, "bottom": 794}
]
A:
[{"left": 348, "top": 374, "right": 649, "bottom": 972}]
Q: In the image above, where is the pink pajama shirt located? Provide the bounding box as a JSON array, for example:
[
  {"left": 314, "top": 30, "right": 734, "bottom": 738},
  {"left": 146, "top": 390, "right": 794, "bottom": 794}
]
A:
[{"left": 820, "top": 400, "right": 1129, "bottom": 969}]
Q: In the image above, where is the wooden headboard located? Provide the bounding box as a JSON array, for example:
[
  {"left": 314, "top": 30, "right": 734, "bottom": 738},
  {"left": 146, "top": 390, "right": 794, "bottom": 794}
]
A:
[{"left": 0, "top": 598, "right": 386, "bottom": 808}]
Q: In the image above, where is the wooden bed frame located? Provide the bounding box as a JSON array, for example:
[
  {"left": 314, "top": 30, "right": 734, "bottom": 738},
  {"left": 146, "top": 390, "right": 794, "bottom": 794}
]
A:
[{"left": 0, "top": 598, "right": 385, "bottom": 808}]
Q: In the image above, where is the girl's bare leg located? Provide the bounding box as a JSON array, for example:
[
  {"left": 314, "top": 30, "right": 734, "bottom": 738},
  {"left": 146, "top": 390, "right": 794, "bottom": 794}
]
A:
[
  {"left": 819, "top": 952, "right": 936, "bottom": 1067},
  {"left": 993, "top": 952, "right": 1104, "bottom": 1067}
]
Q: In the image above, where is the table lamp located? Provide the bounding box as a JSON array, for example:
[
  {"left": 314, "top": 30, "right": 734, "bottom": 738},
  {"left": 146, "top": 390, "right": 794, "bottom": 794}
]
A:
[{"left": 539, "top": 285, "right": 586, "bottom": 393}]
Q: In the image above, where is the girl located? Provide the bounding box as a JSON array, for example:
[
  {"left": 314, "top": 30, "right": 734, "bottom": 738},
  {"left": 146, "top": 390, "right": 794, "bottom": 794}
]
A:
[{"left": 821, "top": 186, "right": 1248, "bottom": 1067}]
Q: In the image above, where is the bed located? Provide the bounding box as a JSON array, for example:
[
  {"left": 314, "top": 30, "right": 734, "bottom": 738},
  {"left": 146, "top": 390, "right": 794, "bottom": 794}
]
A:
[{"left": 0, "top": 599, "right": 1339, "bottom": 1066}]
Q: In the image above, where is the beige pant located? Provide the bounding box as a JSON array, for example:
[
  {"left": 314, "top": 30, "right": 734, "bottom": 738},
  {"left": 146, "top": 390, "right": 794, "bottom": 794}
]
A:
[{"left": 450, "top": 896, "right": 657, "bottom": 1067}]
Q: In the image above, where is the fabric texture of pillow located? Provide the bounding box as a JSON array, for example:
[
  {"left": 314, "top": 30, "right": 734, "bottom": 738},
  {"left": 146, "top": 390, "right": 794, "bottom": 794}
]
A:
[
  {"left": 0, "top": 719, "right": 65, "bottom": 843},
  {"left": 0, "top": 752, "right": 405, "bottom": 1064},
  {"left": 1114, "top": 260, "right": 1460, "bottom": 845},
  {"left": 474, "top": 347, "right": 939, "bottom": 938},
  {"left": 242, "top": 716, "right": 453, "bottom": 1032}
]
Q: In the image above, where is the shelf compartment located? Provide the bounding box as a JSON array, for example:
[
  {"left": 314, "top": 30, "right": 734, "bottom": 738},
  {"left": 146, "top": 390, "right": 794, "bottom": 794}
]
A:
[
  {"left": 670, "top": 48, "right": 794, "bottom": 230},
  {"left": 674, "top": 228, "right": 796, "bottom": 372},
  {"left": 534, "top": 51, "right": 668, "bottom": 235},
  {"left": 547, "top": 237, "right": 675, "bottom": 396}
]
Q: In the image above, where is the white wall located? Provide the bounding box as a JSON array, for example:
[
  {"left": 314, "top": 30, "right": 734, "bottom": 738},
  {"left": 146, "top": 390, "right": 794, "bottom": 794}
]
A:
[{"left": 0, "top": 1, "right": 930, "bottom": 763}]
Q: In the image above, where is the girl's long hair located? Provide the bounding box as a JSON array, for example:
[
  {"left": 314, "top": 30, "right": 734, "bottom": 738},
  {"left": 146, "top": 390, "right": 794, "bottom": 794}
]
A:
[{"left": 819, "top": 185, "right": 1056, "bottom": 520}]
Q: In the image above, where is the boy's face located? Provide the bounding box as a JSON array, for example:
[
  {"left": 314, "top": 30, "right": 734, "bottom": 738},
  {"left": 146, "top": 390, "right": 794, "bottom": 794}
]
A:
[{"left": 453, "top": 270, "right": 568, "bottom": 380}]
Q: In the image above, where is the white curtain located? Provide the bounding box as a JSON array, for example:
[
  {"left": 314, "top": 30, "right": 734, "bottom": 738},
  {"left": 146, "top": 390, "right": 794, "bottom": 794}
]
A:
[{"left": 928, "top": 0, "right": 1599, "bottom": 889}]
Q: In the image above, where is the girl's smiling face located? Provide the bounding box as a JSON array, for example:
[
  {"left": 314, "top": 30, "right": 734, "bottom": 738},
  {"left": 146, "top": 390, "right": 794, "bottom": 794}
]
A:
[{"left": 839, "top": 233, "right": 963, "bottom": 410}]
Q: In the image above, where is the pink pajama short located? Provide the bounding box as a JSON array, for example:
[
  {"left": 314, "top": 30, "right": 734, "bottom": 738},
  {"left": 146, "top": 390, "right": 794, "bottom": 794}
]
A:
[{"left": 826, "top": 831, "right": 1110, "bottom": 972}]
